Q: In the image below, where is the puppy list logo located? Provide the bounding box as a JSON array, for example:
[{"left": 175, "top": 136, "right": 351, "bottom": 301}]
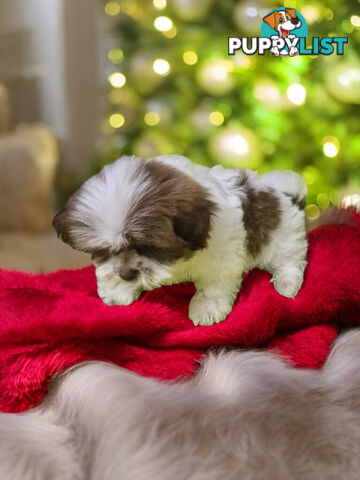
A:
[{"left": 228, "top": 7, "right": 348, "bottom": 57}]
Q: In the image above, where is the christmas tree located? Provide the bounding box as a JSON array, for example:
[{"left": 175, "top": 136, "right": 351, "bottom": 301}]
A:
[{"left": 96, "top": 0, "right": 360, "bottom": 219}]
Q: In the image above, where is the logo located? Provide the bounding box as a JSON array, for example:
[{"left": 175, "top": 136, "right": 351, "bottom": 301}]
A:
[
  {"left": 262, "top": 8, "right": 307, "bottom": 56},
  {"left": 228, "top": 7, "right": 348, "bottom": 57}
]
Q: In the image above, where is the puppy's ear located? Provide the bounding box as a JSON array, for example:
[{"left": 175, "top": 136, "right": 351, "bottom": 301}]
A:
[
  {"left": 172, "top": 197, "right": 215, "bottom": 251},
  {"left": 52, "top": 205, "right": 90, "bottom": 251},
  {"left": 263, "top": 11, "right": 277, "bottom": 29},
  {"left": 52, "top": 207, "right": 71, "bottom": 244},
  {"left": 285, "top": 8, "right": 297, "bottom": 18}
]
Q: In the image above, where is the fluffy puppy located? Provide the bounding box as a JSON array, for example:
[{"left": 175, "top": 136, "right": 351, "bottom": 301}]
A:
[
  {"left": 3, "top": 330, "right": 360, "bottom": 479},
  {"left": 53, "top": 155, "right": 307, "bottom": 325}
]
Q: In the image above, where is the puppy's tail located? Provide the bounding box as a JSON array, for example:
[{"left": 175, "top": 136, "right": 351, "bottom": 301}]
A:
[{"left": 257, "top": 170, "right": 307, "bottom": 210}]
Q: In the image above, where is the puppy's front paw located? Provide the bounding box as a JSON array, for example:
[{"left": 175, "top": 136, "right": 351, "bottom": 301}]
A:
[
  {"left": 189, "top": 293, "right": 233, "bottom": 326},
  {"left": 271, "top": 272, "right": 303, "bottom": 299},
  {"left": 98, "top": 287, "right": 141, "bottom": 306}
]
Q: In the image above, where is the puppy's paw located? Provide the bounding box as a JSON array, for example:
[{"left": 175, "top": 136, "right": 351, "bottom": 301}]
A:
[
  {"left": 189, "top": 293, "right": 233, "bottom": 326},
  {"left": 98, "top": 287, "right": 141, "bottom": 306},
  {"left": 271, "top": 272, "right": 303, "bottom": 299}
]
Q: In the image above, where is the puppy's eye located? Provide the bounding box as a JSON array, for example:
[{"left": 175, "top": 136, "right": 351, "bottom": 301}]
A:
[{"left": 279, "top": 18, "right": 284, "bottom": 23}]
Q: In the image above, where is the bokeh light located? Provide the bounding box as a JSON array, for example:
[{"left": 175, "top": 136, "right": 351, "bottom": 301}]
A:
[
  {"left": 183, "top": 51, "right": 198, "bottom": 66},
  {"left": 153, "top": 59, "right": 170, "bottom": 75},
  {"left": 104, "top": 2, "right": 120, "bottom": 16},
  {"left": 287, "top": 83, "right": 306, "bottom": 105},
  {"left": 316, "top": 193, "right": 329, "bottom": 209},
  {"left": 209, "top": 111, "right": 224, "bottom": 126},
  {"left": 196, "top": 59, "right": 235, "bottom": 95},
  {"left": 305, "top": 204, "right": 320, "bottom": 220},
  {"left": 109, "top": 113, "right": 125, "bottom": 128},
  {"left": 323, "top": 136, "right": 340, "bottom": 157},
  {"left": 108, "top": 72, "right": 126, "bottom": 88},
  {"left": 232, "top": 135, "right": 249, "bottom": 155},
  {"left": 98, "top": 0, "right": 360, "bottom": 210},
  {"left": 154, "top": 16, "right": 173, "bottom": 32},
  {"left": 144, "top": 112, "right": 160, "bottom": 126},
  {"left": 163, "top": 26, "right": 177, "bottom": 38},
  {"left": 108, "top": 48, "right": 124, "bottom": 64},
  {"left": 351, "top": 15, "right": 360, "bottom": 28},
  {"left": 153, "top": 0, "right": 166, "bottom": 9}
]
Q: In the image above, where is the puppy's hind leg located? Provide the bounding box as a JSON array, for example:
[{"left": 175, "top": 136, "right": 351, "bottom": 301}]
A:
[{"left": 266, "top": 229, "right": 308, "bottom": 299}]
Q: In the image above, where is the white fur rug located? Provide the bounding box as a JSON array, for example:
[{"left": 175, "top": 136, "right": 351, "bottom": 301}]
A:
[{"left": 1, "top": 330, "right": 360, "bottom": 479}]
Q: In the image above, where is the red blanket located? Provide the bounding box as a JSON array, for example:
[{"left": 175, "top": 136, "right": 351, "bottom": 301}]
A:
[{"left": 1, "top": 211, "right": 360, "bottom": 413}]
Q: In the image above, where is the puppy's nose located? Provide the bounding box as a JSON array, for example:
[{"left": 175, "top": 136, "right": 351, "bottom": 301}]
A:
[
  {"left": 118, "top": 268, "right": 139, "bottom": 281},
  {"left": 291, "top": 18, "right": 299, "bottom": 25}
]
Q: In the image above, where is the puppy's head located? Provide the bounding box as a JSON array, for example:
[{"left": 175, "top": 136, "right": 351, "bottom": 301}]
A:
[
  {"left": 53, "top": 155, "right": 216, "bottom": 305},
  {"left": 263, "top": 8, "right": 301, "bottom": 37}
]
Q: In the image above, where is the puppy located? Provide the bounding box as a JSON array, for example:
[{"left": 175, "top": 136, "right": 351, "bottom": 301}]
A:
[
  {"left": 53, "top": 155, "right": 307, "bottom": 326},
  {"left": 263, "top": 8, "right": 302, "bottom": 56}
]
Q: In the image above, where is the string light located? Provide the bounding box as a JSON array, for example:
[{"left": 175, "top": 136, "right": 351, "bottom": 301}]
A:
[
  {"left": 183, "top": 51, "right": 198, "bottom": 65},
  {"left": 209, "top": 111, "right": 224, "bottom": 126},
  {"left": 108, "top": 48, "right": 124, "bottom": 64},
  {"left": 109, "top": 113, "right": 125, "bottom": 128},
  {"left": 323, "top": 136, "right": 340, "bottom": 157},
  {"left": 154, "top": 16, "right": 173, "bottom": 32},
  {"left": 153, "top": 0, "right": 166, "bottom": 9},
  {"left": 144, "top": 112, "right": 160, "bottom": 126},
  {"left": 104, "top": 2, "right": 120, "bottom": 16},
  {"left": 153, "top": 59, "right": 170, "bottom": 75},
  {"left": 287, "top": 83, "right": 306, "bottom": 105}
]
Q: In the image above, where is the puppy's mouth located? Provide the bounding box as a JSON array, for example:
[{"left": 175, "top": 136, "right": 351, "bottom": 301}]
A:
[{"left": 279, "top": 26, "right": 289, "bottom": 38}]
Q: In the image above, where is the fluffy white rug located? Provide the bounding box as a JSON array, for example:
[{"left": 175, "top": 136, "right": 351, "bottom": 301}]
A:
[{"left": 1, "top": 330, "right": 360, "bottom": 479}]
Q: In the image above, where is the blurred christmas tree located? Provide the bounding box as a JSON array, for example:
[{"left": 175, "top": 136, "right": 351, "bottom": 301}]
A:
[{"left": 96, "top": 0, "right": 360, "bottom": 219}]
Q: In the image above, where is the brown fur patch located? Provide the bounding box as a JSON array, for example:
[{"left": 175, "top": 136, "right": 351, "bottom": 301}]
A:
[
  {"left": 53, "top": 158, "right": 217, "bottom": 264},
  {"left": 122, "top": 160, "right": 217, "bottom": 263},
  {"left": 235, "top": 175, "right": 281, "bottom": 257},
  {"left": 52, "top": 202, "right": 91, "bottom": 252},
  {"left": 284, "top": 192, "right": 306, "bottom": 210}
]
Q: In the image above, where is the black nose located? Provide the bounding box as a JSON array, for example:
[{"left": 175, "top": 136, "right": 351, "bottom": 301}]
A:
[
  {"left": 119, "top": 268, "right": 139, "bottom": 281},
  {"left": 291, "top": 18, "right": 299, "bottom": 25}
]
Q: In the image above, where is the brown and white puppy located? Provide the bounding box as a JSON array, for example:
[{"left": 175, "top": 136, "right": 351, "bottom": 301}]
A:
[
  {"left": 263, "top": 8, "right": 302, "bottom": 56},
  {"left": 53, "top": 155, "right": 307, "bottom": 326}
]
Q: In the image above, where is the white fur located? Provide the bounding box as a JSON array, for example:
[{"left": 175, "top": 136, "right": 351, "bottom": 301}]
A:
[
  {"left": 70, "top": 155, "right": 307, "bottom": 325},
  {"left": 2, "top": 330, "right": 360, "bottom": 479}
]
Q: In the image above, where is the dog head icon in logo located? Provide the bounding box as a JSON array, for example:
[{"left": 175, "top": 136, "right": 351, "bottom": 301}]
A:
[{"left": 261, "top": 8, "right": 307, "bottom": 56}]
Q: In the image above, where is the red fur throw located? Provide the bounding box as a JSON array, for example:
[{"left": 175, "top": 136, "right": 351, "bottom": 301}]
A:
[{"left": 1, "top": 210, "right": 360, "bottom": 413}]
